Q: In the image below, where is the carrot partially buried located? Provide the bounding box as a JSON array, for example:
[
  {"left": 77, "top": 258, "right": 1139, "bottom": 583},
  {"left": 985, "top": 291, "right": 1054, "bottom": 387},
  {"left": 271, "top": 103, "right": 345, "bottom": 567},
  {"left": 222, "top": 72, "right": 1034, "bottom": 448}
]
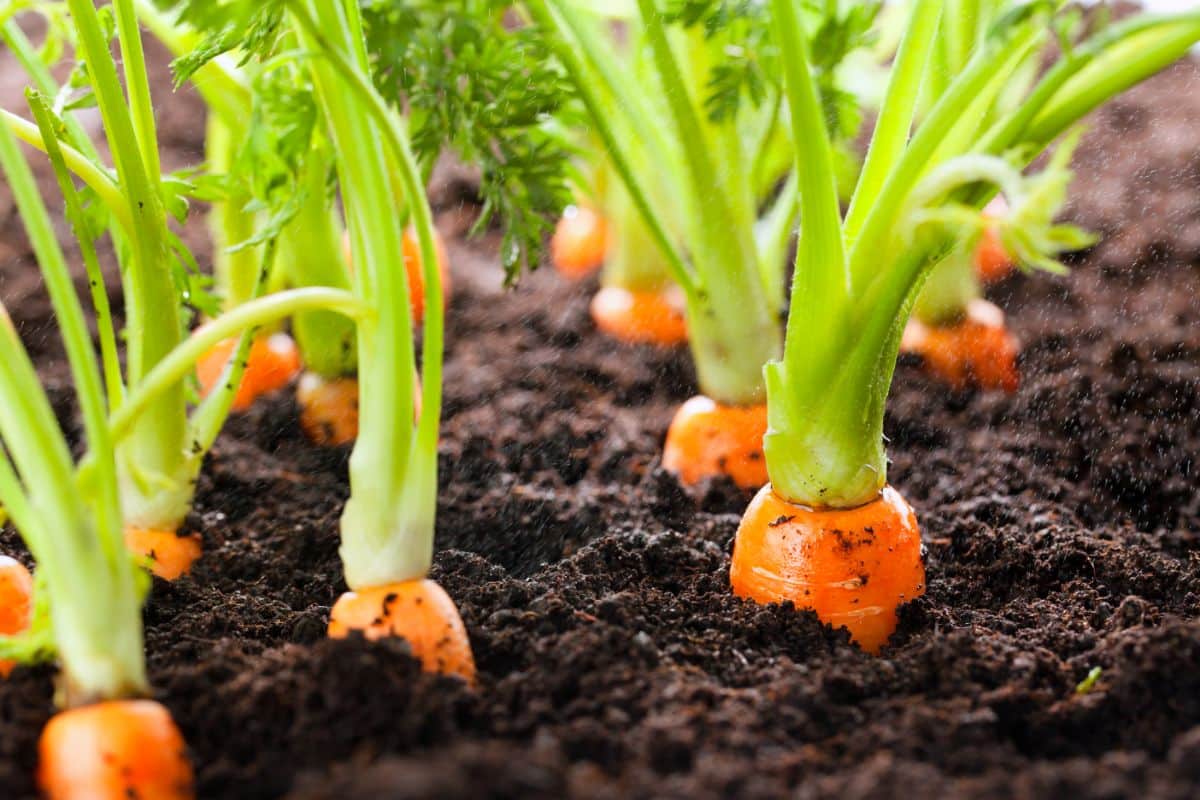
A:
[
  {"left": 551, "top": 204, "right": 608, "bottom": 279},
  {"left": 662, "top": 395, "right": 768, "bottom": 489},
  {"left": 590, "top": 285, "right": 688, "bottom": 346},
  {"left": 902, "top": 298, "right": 1019, "bottom": 392},
  {"left": 342, "top": 224, "right": 451, "bottom": 324},
  {"left": 124, "top": 528, "right": 202, "bottom": 581},
  {"left": 0, "top": 555, "right": 33, "bottom": 678},
  {"left": 730, "top": 485, "right": 926, "bottom": 654},
  {"left": 329, "top": 578, "right": 476, "bottom": 682},
  {"left": 296, "top": 370, "right": 422, "bottom": 447},
  {"left": 38, "top": 699, "right": 194, "bottom": 800},
  {"left": 196, "top": 332, "right": 302, "bottom": 412}
]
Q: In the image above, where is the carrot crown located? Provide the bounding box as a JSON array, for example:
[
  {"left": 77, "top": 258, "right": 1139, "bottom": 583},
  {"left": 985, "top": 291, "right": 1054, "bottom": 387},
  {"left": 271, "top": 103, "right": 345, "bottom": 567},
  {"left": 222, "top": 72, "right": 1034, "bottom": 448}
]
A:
[{"left": 763, "top": 0, "right": 1200, "bottom": 509}]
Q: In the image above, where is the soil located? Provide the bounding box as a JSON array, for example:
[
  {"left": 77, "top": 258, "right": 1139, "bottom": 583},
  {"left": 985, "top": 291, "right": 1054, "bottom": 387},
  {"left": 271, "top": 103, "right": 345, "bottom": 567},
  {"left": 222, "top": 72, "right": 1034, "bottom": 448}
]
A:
[{"left": 1, "top": 29, "right": 1200, "bottom": 800}]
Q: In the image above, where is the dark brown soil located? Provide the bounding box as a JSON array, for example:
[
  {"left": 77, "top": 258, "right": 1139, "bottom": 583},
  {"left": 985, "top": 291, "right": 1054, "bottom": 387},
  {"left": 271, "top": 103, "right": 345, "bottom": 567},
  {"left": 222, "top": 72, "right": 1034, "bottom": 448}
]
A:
[{"left": 1, "top": 32, "right": 1200, "bottom": 800}]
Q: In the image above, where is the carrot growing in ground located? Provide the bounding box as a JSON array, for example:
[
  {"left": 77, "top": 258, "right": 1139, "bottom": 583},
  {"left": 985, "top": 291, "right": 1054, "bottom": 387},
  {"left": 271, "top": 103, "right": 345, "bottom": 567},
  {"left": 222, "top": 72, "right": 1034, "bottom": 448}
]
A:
[
  {"left": 729, "top": 0, "right": 1200, "bottom": 653},
  {"left": 898, "top": 0, "right": 1090, "bottom": 392},
  {"left": 0, "top": 0, "right": 267, "bottom": 579},
  {"left": 0, "top": 97, "right": 192, "bottom": 797},
  {"left": 525, "top": 0, "right": 870, "bottom": 488}
]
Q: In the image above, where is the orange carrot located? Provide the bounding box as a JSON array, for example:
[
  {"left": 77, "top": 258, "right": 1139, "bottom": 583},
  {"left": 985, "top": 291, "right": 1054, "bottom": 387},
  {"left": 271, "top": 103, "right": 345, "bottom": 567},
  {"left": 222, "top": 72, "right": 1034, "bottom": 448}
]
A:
[
  {"left": 901, "top": 298, "right": 1019, "bottom": 392},
  {"left": 296, "top": 373, "right": 360, "bottom": 446},
  {"left": 730, "top": 484, "right": 925, "bottom": 654},
  {"left": 590, "top": 285, "right": 688, "bottom": 346},
  {"left": 0, "top": 555, "right": 33, "bottom": 678},
  {"left": 974, "top": 196, "right": 1014, "bottom": 284},
  {"left": 38, "top": 698, "right": 194, "bottom": 800},
  {"left": 342, "top": 224, "right": 451, "bottom": 324},
  {"left": 551, "top": 204, "right": 608, "bottom": 279},
  {"left": 196, "top": 332, "right": 301, "bottom": 412},
  {"left": 124, "top": 528, "right": 202, "bottom": 581},
  {"left": 329, "top": 578, "right": 475, "bottom": 682},
  {"left": 662, "top": 395, "right": 768, "bottom": 489}
]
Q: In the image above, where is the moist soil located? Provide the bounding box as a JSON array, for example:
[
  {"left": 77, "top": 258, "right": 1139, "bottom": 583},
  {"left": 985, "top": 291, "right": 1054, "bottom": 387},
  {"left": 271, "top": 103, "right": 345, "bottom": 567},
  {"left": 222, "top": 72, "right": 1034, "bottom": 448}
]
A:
[{"left": 1, "top": 36, "right": 1200, "bottom": 800}]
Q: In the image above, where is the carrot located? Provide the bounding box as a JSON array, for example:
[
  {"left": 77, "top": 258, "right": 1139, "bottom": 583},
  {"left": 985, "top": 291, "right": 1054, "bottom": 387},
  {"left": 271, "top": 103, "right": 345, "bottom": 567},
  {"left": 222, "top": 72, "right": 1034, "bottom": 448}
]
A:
[
  {"left": 296, "top": 373, "right": 360, "bottom": 446},
  {"left": 590, "top": 285, "right": 688, "bottom": 346},
  {"left": 38, "top": 698, "right": 194, "bottom": 800},
  {"left": 551, "top": 204, "right": 608, "bottom": 279},
  {"left": 974, "top": 196, "right": 1014, "bottom": 284},
  {"left": 0, "top": 555, "right": 33, "bottom": 678},
  {"left": 196, "top": 332, "right": 301, "bottom": 412},
  {"left": 662, "top": 395, "right": 768, "bottom": 489},
  {"left": 901, "top": 298, "right": 1019, "bottom": 392},
  {"left": 341, "top": 224, "right": 451, "bottom": 324},
  {"left": 730, "top": 484, "right": 926, "bottom": 654},
  {"left": 296, "top": 370, "right": 423, "bottom": 446},
  {"left": 123, "top": 528, "right": 202, "bottom": 581},
  {"left": 328, "top": 578, "right": 475, "bottom": 682}
]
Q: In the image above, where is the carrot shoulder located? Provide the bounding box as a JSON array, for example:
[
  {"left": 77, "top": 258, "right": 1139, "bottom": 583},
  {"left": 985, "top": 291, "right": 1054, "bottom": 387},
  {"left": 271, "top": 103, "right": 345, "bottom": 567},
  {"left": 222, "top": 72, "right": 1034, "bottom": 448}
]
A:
[
  {"left": 730, "top": 484, "right": 926, "bottom": 654},
  {"left": 329, "top": 578, "right": 475, "bottom": 682},
  {"left": 38, "top": 699, "right": 194, "bottom": 800}
]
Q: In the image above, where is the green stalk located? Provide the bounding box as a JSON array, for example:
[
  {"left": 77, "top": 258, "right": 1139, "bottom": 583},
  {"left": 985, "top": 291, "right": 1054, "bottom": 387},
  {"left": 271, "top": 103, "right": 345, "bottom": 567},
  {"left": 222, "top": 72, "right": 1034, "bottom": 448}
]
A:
[
  {"left": 632, "top": 0, "right": 781, "bottom": 405},
  {"left": 525, "top": 0, "right": 696, "bottom": 297},
  {"left": 279, "top": 141, "right": 357, "bottom": 377},
  {"left": 844, "top": 0, "right": 941, "bottom": 246},
  {"left": 113, "top": 0, "right": 162, "bottom": 182},
  {"left": 602, "top": 181, "right": 673, "bottom": 292},
  {"left": 208, "top": 115, "right": 262, "bottom": 310},
  {"left": 290, "top": 0, "right": 437, "bottom": 588},
  {"left": 66, "top": 0, "right": 191, "bottom": 531},
  {"left": 0, "top": 107, "right": 145, "bottom": 704},
  {"left": 912, "top": 245, "right": 979, "bottom": 325}
]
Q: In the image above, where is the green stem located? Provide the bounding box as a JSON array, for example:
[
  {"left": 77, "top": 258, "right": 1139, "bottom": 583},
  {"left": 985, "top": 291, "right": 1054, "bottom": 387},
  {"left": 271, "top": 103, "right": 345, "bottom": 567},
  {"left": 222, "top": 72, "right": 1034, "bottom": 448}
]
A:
[
  {"left": 526, "top": 0, "right": 696, "bottom": 297},
  {"left": 208, "top": 115, "right": 262, "bottom": 310},
  {"left": 110, "top": 288, "right": 363, "bottom": 445},
  {"left": 912, "top": 245, "right": 979, "bottom": 325},
  {"left": 279, "top": 142, "right": 357, "bottom": 377},
  {"left": 844, "top": 0, "right": 941, "bottom": 247},
  {"left": 67, "top": 0, "right": 190, "bottom": 531},
  {"left": 113, "top": 0, "right": 162, "bottom": 184},
  {"left": 291, "top": 0, "right": 435, "bottom": 588},
  {"left": 0, "top": 110, "right": 133, "bottom": 233},
  {"left": 0, "top": 114, "right": 145, "bottom": 705}
]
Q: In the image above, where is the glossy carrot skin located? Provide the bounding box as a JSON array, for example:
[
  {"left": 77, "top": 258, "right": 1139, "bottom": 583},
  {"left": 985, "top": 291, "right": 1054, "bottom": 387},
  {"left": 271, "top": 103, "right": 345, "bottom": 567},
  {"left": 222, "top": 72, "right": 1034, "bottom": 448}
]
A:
[
  {"left": 124, "top": 528, "right": 202, "bottom": 581},
  {"left": 551, "top": 205, "right": 608, "bottom": 279},
  {"left": 196, "top": 333, "right": 301, "bottom": 412},
  {"left": 902, "top": 298, "right": 1019, "bottom": 392},
  {"left": 329, "top": 579, "right": 475, "bottom": 682},
  {"left": 590, "top": 285, "right": 688, "bottom": 346},
  {"left": 0, "top": 556, "right": 33, "bottom": 678},
  {"left": 730, "top": 484, "right": 926, "bottom": 654},
  {"left": 38, "top": 699, "right": 194, "bottom": 800},
  {"left": 662, "top": 396, "right": 768, "bottom": 489}
]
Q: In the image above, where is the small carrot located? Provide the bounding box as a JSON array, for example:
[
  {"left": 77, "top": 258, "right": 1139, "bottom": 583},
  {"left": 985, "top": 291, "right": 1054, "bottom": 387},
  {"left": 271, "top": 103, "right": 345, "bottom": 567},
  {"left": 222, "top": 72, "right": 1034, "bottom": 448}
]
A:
[
  {"left": 662, "top": 395, "right": 768, "bottom": 489},
  {"left": 38, "top": 698, "right": 194, "bottom": 800},
  {"left": 124, "top": 528, "right": 203, "bottom": 581},
  {"left": 196, "top": 332, "right": 302, "bottom": 412},
  {"left": 730, "top": 484, "right": 926, "bottom": 654},
  {"left": 328, "top": 578, "right": 475, "bottom": 682},
  {"left": 551, "top": 204, "right": 608, "bottom": 279},
  {"left": 590, "top": 285, "right": 688, "bottom": 346},
  {"left": 296, "top": 370, "right": 422, "bottom": 446},
  {"left": 974, "top": 196, "right": 1014, "bottom": 284},
  {"left": 296, "top": 373, "right": 360, "bottom": 446},
  {"left": 901, "top": 298, "right": 1019, "bottom": 392},
  {"left": 342, "top": 224, "right": 451, "bottom": 324},
  {"left": 0, "top": 555, "right": 33, "bottom": 678}
]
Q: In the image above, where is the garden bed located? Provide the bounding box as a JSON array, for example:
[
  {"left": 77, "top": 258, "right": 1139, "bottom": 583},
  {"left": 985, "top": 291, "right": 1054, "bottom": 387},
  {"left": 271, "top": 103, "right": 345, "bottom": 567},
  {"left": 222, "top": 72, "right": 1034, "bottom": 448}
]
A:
[{"left": 1, "top": 41, "right": 1199, "bottom": 800}]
